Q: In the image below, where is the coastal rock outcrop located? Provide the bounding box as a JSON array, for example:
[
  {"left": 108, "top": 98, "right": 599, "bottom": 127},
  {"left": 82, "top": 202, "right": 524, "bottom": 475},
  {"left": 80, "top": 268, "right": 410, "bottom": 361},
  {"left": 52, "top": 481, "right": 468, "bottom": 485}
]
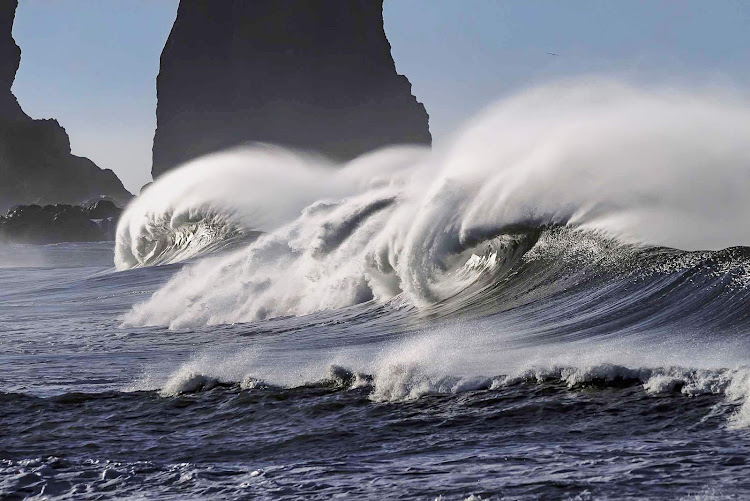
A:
[
  {"left": 0, "top": 200, "right": 122, "bottom": 244},
  {"left": 152, "top": 0, "right": 431, "bottom": 178},
  {"left": 0, "top": 0, "right": 132, "bottom": 213}
]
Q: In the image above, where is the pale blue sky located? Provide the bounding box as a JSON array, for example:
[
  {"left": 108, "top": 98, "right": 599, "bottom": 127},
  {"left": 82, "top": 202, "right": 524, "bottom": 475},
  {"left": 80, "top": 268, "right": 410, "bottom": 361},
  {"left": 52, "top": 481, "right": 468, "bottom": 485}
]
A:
[{"left": 11, "top": 0, "right": 750, "bottom": 193}]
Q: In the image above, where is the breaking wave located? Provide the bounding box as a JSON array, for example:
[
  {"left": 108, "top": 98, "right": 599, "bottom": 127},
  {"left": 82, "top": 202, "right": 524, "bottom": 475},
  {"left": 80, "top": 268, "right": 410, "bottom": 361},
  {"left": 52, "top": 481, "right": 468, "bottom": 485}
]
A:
[
  {"left": 114, "top": 145, "right": 423, "bottom": 269},
  {"left": 117, "top": 80, "right": 750, "bottom": 326},
  {"left": 115, "top": 80, "right": 750, "bottom": 427},
  {"left": 137, "top": 359, "right": 750, "bottom": 429}
]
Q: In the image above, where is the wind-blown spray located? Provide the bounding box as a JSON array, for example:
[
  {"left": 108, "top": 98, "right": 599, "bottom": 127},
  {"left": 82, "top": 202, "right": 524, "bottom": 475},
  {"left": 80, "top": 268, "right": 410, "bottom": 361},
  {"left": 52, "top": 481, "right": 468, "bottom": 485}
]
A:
[{"left": 119, "top": 80, "right": 750, "bottom": 327}]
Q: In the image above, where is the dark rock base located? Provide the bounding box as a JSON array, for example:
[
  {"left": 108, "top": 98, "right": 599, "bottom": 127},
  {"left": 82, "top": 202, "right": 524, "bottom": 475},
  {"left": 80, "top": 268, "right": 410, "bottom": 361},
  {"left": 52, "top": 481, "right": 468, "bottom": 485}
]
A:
[{"left": 0, "top": 200, "right": 123, "bottom": 244}]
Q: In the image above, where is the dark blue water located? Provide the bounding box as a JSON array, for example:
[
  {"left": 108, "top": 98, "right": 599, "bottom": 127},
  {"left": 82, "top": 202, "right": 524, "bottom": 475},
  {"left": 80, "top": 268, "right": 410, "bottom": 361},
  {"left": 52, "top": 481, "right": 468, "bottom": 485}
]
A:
[{"left": 2, "top": 239, "right": 750, "bottom": 500}]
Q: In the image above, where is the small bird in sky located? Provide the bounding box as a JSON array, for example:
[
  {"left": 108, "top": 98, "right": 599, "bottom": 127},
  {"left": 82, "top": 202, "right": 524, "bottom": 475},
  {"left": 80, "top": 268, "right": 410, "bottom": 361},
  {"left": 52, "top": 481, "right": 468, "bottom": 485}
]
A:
[{"left": 546, "top": 52, "right": 559, "bottom": 56}]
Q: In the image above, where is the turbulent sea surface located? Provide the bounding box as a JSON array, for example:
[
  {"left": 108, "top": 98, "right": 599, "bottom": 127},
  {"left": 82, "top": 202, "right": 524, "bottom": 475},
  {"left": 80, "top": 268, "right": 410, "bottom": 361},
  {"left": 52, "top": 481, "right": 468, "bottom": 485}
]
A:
[{"left": 4, "top": 82, "right": 750, "bottom": 499}]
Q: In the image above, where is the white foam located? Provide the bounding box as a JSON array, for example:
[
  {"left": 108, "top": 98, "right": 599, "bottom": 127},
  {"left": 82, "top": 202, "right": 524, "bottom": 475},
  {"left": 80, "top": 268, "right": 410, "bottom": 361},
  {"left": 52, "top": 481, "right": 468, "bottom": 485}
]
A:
[
  {"left": 116, "top": 79, "right": 750, "bottom": 428},
  {"left": 134, "top": 319, "right": 750, "bottom": 429},
  {"left": 725, "top": 368, "right": 750, "bottom": 428},
  {"left": 118, "top": 80, "right": 750, "bottom": 327}
]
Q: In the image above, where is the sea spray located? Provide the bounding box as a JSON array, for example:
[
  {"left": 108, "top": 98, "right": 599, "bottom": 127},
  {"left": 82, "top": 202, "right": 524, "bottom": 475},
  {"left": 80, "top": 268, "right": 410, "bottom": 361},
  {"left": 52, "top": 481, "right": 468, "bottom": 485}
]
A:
[{"left": 118, "top": 80, "right": 750, "bottom": 327}]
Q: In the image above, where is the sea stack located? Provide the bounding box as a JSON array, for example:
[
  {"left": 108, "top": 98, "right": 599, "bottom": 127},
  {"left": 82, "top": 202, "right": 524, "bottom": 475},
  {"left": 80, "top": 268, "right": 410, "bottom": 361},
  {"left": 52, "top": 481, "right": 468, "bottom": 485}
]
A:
[
  {"left": 152, "top": 0, "right": 431, "bottom": 178},
  {"left": 0, "top": 0, "right": 131, "bottom": 212}
]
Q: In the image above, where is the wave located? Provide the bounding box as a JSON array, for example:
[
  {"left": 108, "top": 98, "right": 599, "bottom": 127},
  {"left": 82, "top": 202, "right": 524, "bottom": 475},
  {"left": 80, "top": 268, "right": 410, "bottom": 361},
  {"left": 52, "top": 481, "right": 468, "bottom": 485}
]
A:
[
  {"left": 117, "top": 80, "right": 750, "bottom": 327},
  {"left": 114, "top": 145, "right": 424, "bottom": 269},
  {"left": 115, "top": 79, "right": 750, "bottom": 426},
  {"left": 129, "top": 359, "right": 750, "bottom": 429}
]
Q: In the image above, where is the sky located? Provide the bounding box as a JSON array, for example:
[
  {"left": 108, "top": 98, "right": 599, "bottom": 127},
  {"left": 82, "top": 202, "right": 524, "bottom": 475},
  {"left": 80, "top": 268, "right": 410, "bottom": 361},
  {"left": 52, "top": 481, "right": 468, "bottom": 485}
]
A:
[{"left": 11, "top": 0, "right": 750, "bottom": 194}]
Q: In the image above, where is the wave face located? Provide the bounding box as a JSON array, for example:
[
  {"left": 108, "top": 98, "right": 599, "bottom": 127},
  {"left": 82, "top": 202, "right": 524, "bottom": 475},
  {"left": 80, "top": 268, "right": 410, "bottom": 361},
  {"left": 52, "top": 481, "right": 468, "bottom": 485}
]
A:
[
  {"left": 115, "top": 145, "right": 427, "bottom": 269},
  {"left": 7, "top": 80, "right": 750, "bottom": 499},
  {"left": 111, "top": 80, "right": 750, "bottom": 435},
  {"left": 118, "top": 80, "right": 750, "bottom": 327}
]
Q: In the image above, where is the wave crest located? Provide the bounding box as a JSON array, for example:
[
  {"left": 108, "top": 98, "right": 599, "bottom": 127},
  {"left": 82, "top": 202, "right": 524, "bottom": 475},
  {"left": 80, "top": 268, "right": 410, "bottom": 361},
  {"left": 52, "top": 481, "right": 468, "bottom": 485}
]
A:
[
  {"left": 137, "top": 359, "right": 750, "bottom": 429},
  {"left": 119, "top": 80, "right": 750, "bottom": 327}
]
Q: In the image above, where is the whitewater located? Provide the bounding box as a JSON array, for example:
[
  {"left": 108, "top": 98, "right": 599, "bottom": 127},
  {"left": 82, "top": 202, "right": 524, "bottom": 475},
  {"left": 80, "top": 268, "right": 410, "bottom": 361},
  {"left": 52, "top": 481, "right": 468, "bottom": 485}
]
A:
[{"left": 4, "top": 81, "right": 750, "bottom": 499}]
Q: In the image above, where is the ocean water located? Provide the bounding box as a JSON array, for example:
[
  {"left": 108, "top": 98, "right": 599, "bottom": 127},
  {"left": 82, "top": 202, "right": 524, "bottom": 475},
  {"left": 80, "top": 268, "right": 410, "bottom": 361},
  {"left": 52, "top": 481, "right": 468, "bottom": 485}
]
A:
[{"left": 4, "top": 82, "right": 750, "bottom": 499}]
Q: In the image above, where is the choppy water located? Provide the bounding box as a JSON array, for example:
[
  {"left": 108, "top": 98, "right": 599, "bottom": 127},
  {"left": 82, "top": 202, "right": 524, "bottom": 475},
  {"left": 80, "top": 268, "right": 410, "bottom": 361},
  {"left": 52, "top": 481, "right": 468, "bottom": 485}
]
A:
[
  {"left": 2, "top": 238, "right": 750, "bottom": 500},
  {"left": 5, "top": 82, "right": 750, "bottom": 499}
]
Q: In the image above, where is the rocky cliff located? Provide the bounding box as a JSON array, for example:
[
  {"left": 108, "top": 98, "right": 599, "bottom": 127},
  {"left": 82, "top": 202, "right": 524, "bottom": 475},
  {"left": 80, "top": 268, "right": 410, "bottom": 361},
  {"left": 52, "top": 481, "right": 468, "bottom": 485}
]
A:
[
  {"left": 0, "top": 0, "right": 131, "bottom": 212},
  {"left": 152, "top": 0, "right": 431, "bottom": 178},
  {"left": 0, "top": 200, "right": 122, "bottom": 244}
]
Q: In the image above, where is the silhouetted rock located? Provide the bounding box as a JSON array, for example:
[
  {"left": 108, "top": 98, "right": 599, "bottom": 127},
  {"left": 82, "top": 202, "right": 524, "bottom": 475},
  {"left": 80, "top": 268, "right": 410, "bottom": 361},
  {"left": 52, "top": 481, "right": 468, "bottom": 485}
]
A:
[
  {"left": 0, "top": 0, "right": 24, "bottom": 121},
  {"left": 152, "top": 0, "right": 431, "bottom": 178},
  {"left": 86, "top": 199, "right": 120, "bottom": 219},
  {"left": 0, "top": 201, "right": 122, "bottom": 244},
  {"left": 0, "top": 0, "right": 132, "bottom": 213}
]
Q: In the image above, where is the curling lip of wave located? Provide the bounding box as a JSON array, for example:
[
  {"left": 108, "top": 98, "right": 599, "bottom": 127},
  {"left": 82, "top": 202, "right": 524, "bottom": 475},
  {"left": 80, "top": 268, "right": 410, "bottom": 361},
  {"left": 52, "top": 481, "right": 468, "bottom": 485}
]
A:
[
  {"left": 114, "top": 144, "right": 427, "bottom": 270},
  {"left": 118, "top": 79, "right": 750, "bottom": 328}
]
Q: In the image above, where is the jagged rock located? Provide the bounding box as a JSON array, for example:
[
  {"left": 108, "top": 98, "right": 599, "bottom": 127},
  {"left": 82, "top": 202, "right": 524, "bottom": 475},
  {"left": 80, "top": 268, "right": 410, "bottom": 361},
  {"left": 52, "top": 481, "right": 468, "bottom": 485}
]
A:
[
  {"left": 0, "top": 0, "right": 132, "bottom": 213},
  {"left": 86, "top": 200, "right": 120, "bottom": 219},
  {"left": 0, "top": 0, "right": 24, "bottom": 121},
  {"left": 152, "top": 0, "right": 431, "bottom": 178},
  {"left": 0, "top": 201, "right": 122, "bottom": 244}
]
